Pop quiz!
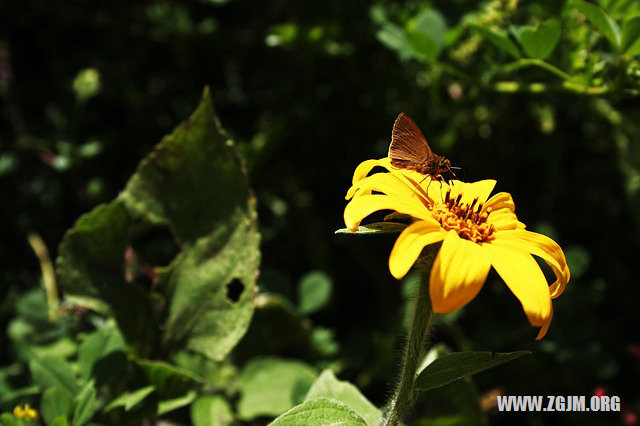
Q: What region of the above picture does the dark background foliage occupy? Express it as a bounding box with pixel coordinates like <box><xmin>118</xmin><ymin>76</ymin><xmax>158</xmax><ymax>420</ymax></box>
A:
<box><xmin>1</xmin><ymin>0</ymin><xmax>639</xmax><ymax>424</ymax></box>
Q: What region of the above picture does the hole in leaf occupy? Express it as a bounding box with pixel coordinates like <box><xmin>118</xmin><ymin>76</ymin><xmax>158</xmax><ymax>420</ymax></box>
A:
<box><xmin>226</xmin><ymin>279</ymin><xmax>244</xmax><ymax>303</ymax></box>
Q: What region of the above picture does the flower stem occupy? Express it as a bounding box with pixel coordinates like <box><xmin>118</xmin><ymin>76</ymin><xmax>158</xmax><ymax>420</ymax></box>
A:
<box><xmin>383</xmin><ymin>259</ymin><xmax>434</xmax><ymax>425</ymax></box>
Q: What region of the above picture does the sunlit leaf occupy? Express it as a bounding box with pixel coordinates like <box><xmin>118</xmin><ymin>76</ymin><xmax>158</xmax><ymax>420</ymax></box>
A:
<box><xmin>104</xmin><ymin>386</ymin><xmax>155</xmax><ymax>412</ymax></box>
<box><xmin>304</xmin><ymin>370</ymin><xmax>382</xmax><ymax>425</ymax></box>
<box><xmin>71</xmin><ymin>381</ymin><xmax>96</xmax><ymax>426</ymax></box>
<box><xmin>29</xmin><ymin>356</ymin><xmax>80</xmax><ymax>398</ymax></box>
<box><xmin>238</xmin><ymin>358</ymin><xmax>317</xmax><ymax>420</ymax></box>
<box><xmin>269</xmin><ymin>398</ymin><xmax>367</xmax><ymax>426</ymax></box>
<box><xmin>191</xmin><ymin>395</ymin><xmax>233</xmax><ymax>426</ymax></box>
<box><xmin>40</xmin><ymin>387</ymin><xmax>71</xmax><ymax>425</ymax></box>
<box><xmin>571</xmin><ymin>0</ymin><xmax>622</xmax><ymax>50</ymax></box>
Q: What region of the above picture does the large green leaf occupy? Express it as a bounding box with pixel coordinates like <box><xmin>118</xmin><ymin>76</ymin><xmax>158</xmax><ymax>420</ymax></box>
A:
<box><xmin>415</xmin><ymin>351</ymin><xmax>530</xmax><ymax>391</ymax></box>
<box><xmin>269</xmin><ymin>398</ymin><xmax>367</xmax><ymax>426</ymax></box>
<box><xmin>56</xmin><ymin>201</ymin><xmax>155</xmax><ymax>356</ymax></box>
<box><xmin>515</xmin><ymin>19</ymin><xmax>561</xmax><ymax>59</ymax></box>
<box><xmin>237</xmin><ymin>358</ymin><xmax>317</xmax><ymax>420</ymax></box>
<box><xmin>56</xmin><ymin>88</ymin><xmax>260</xmax><ymax>361</ymax></box>
<box><xmin>621</xmin><ymin>15</ymin><xmax>640</xmax><ymax>55</ymax></box>
<box><xmin>29</xmin><ymin>356</ymin><xmax>80</xmax><ymax>398</ymax></box>
<box><xmin>191</xmin><ymin>395</ymin><xmax>233</xmax><ymax>426</ymax></box>
<box><xmin>40</xmin><ymin>387</ymin><xmax>72</xmax><ymax>425</ymax></box>
<box><xmin>120</xmin><ymin>88</ymin><xmax>249</xmax><ymax>244</ymax></box>
<box><xmin>571</xmin><ymin>0</ymin><xmax>622</xmax><ymax>49</ymax></box>
<box><xmin>135</xmin><ymin>89</ymin><xmax>259</xmax><ymax>361</ymax></box>
<box><xmin>304</xmin><ymin>370</ymin><xmax>382</xmax><ymax>425</ymax></box>
<box><xmin>470</xmin><ymin>24</ymin><xmax>521</xmax><ymax>58</ymax></box>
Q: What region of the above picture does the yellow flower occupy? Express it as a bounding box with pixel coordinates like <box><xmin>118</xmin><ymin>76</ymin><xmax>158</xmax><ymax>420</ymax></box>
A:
<box><xmin>344</xmin><ymin>158</ymin><xmax>570</xmax><ymax>339</ymax></box>
<box><xmin>13</xmin><ymin>403</ymin><xmax>39</xmax><ymax>422</ymax></box>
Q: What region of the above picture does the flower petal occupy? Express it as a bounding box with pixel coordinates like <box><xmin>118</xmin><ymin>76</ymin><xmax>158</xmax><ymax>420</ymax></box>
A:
<box><xmin>389</xmin><ymin>221</ymin><xmax>445</xmax><ymax>279</ymax></box>
<box><xmin>484</xmin><ymin>243</ymin><xmax>553</xmax><ymax>339</ymax></box>
<box><xmin>448</xmin><ymin>179</ymin><xmax>497</xmax><ymax>205</ymax></box>
<box><xmin>344</xmin><ymin>194</ymin><xmax>437</xmax><ymax>231</ymax></box>
<box><xmin>346</xmin><ymin>171</ymin><xmax>426</xmax><ymax>202</ymax></box>
<box><xmin>488</xmin><ymin>209</ymin><xmax>522</xmax><ymax>231</ymax></box>
<box><xmin>483</xmin><ymin>192</ymin><xmax>516</xmax><ymax>213</ymax></box>
<box><xmin>430</xmin><ymin>231</ymin><xmax>491</xmax><ymax>314</ymax></box>
<box><xmin>493</xmin><ymin>230</ymin><xmax>570</xmax><ymax>298</ymax></box>
<box><xmin>352</xmin><ymin>158</ymin><xmax>392</xmax><ymax>184</ymax></box>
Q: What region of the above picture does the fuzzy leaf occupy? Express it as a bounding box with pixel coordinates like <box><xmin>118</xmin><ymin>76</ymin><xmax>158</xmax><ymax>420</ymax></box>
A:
<box><xmin>335</xmin><ymin>222</ymin><xmax>408</xmax><ymax>235</ymax></box>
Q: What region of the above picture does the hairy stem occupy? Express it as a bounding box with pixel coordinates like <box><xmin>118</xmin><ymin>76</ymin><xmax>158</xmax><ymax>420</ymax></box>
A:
<box><xmin>382</xmin><ymin>259</ymin><xmax>434</xmax><ymax>425</ymax></box>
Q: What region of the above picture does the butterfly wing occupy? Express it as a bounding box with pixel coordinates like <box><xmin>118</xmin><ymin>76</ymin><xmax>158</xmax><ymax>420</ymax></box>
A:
<box><xmin>388</xmin><ymin>113</ymin><xmax>434</xmax><ymax>164</ymax></box>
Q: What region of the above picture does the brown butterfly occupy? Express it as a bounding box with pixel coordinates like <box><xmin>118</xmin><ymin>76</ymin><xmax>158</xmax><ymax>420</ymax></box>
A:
<box><xmin>388</xmin><ymin>113</ymin><xmax>455</xmax><ymax>180</ymax></box>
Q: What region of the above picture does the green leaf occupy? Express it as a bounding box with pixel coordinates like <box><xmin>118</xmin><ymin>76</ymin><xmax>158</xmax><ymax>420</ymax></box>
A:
<box><xmin>304</xmin><ymin>370</ymin><xmax>382</xmax><ymax>425</ymax></box>
<box><xmin>50</xmin><ymin>417</ymin><xmax>69</xmax><ymax>426</ymax></box>
<box><xmin>191</xmin><ymin>395</ymin><xmax>233</xmax><ymax>426</ymax></box>
<box><xmin>237</xmin><ymin>358</ymin><xmax>317</xmax><ymax>420</ymax></box>
<box><xmin>515</xmin><ymin>19</ymin><xmax>561</xmax><ymax>59</ymax></box>
<box><xmin>0</xmin><ymin>413</ymin><xmax>21</xmax><ymax>426</ymax></box>
<box><xmin>120</xmin><ymin>88</ymin><xmax>248</xmax><ymax>244</ymax></box>
<box><xmin>376</xmin><ymin>23</ymin><xmax>414</xmax><ymax>61</ymax></box>
<box><xmin>135</xmin><ymin>359</ymin><xmax>201</xmax><ymax>397</ymax></box>
<box><xmin>71</xmin><ymin>381</ymin><xmax>96</xmax><ymax>426</ymax></box>
<box><xmin>298</xmin><ymin>271</ymin><xmax>332</xmax><ymax>314</ymax></box>
<box><xmin>415</xmin><ymin>351</ymin><xmax>531</xmax><ymax>391</ymax></box>
<box><xmin>104</xmin><ymin>386</ymin><xmax>156</xmax><ymax>412</ymax></box>
<box><xmin>334</xmin><ymin>222</ymin><xmax>408</xmax><ymax>235</ymax></box>
<box><xmin>72</xmin><ymin>68</ymin><xmax>101</xmax><ymax>101</ymax></box>
<box><xmin>571</xmin><ymin>0</ymin><xmax>622</xmax><ymax>49</ymax></box>
<box><xmin>269</xmin><ymin>398</ymin><xmax>367</xmax><ymax>426</ymax></box>
<box><xmin>57</xmin><ymin>88</ymin><xmax>260</xmax><ymax>361</ymax></box>
<box><xmin>470</xmin><ymin>24</ymin><xmax>521</xmax><ymax>58</ymax></box>
<box><xmin>621</xmin><ymin>15</ymin><xmax>640</xmax><ymax>55</ymax></box>
<box><xmin>404</xmin><ymin>8</ymin><xmax>447</xmax><ymax>62</ymax></box>
<box><xmin>40</xmin><ymin>387</ymin><xmax>72</xmax><ymax>425</ymax></box>
<box><xmin>77</xmin><ymin>321</ymin><xmax>126</xmax><ymax>383</ymax></box>
<box><xmin>56</xmin><ymin>200</ymin><xmax>155</xmax><ymax>356</ymax></box>
<box><xmin>127</xmin><ymin>89</ymin><xmax>260</xmax><ymax>361</ymax></box>
<box><xmin>158</xmin><ymin>390</ymin><xmax>197</xmax><ymax>415</ymax></box>
<box><xmin>29</xmin><ymin>356</ymin><xmax>80</xmax><ymax>398</ymax></box>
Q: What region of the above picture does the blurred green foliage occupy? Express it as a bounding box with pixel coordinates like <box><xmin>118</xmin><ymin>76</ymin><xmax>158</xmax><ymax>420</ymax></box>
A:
<box><xmin>1</xmin><ymin>0</ymin><xmax>640</xmax><ymax>424</ymax></box>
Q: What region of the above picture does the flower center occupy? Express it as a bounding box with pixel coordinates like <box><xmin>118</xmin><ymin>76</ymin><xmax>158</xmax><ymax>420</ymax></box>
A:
<box><xmin>432</xmin><ymin>190</ymin><xmax>496</xmax><ymax>243</ymax></box>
